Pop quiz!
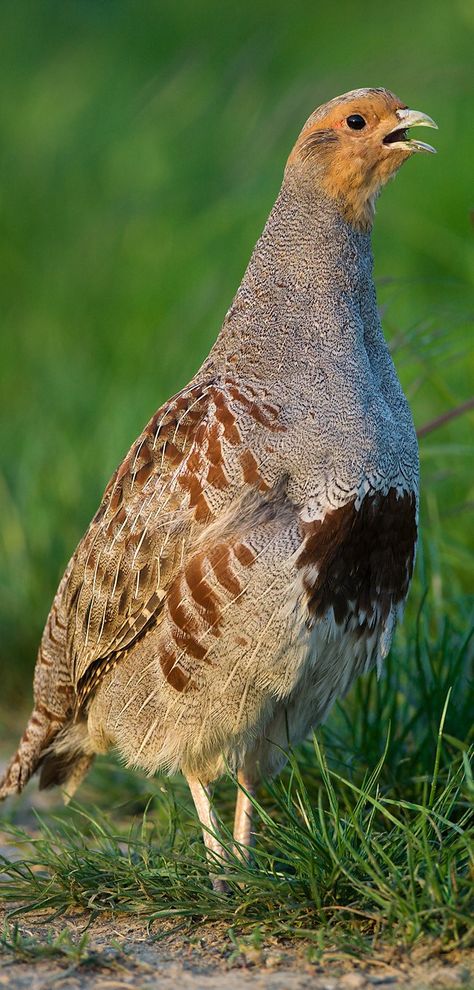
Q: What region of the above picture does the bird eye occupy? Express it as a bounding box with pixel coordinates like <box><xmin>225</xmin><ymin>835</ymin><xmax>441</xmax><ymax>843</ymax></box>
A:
<box><xmin>346</xmin><ymin>114</ymin><xmax>366</xmax><ymax>130</ymax></box>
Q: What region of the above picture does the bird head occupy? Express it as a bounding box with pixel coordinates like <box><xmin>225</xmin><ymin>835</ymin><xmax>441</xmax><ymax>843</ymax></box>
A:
<box><xmin>286</xmin><ymin>88</ymin><xmax>437</xmax><ymax>231</ymax></box>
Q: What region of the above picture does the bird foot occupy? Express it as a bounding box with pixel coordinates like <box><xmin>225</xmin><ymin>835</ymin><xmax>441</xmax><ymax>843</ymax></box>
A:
<box><xmin>211</xmin><ymin>874</ymin><xmax>231</xmax><ymax>895</ymax></box>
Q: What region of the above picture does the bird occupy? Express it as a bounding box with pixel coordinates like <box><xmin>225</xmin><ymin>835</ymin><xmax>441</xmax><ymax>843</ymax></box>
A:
<box><xmin>1</xmin><ymin>87</ymin><xmax>437</xmax><ymax>888</ymax></box>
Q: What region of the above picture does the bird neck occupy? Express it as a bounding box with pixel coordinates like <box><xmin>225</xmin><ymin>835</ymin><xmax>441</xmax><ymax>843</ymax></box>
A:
<box><xmin>208</xmin><ymin>176</ymin><xmax>380</xmax><ymax>388</ymax></box>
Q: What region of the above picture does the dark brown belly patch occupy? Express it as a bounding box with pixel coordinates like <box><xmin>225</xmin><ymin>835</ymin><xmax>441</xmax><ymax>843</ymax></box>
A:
<box><xmin>297</xmin><ymin>489</ymin><xmax>417</xmax><ymax>634</ymax></box>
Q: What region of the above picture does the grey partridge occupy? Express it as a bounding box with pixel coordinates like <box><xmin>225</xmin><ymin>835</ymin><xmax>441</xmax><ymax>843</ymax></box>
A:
<box><xmin>1</xmin><ymin>88</ymin><xmax>437</xmax><ymax>885</ymax></box>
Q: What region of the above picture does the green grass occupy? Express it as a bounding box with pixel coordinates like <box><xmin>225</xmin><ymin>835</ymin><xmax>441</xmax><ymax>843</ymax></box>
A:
<box><xmin>1</xmin><ymin>603</ymin><xmax>472</xmax><ymax>953</ymax></box>
<box><xmin>0</xmin><ymin>924</ymin><xmax>103</xmax><ymax>967</ymax></box>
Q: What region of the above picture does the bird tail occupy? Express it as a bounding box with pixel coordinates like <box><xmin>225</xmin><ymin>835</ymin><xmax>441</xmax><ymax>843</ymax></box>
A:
<box><xmin>0</xmin><ymin>706</ymin><xmax>95</xmax><ymax>803</ymax></box>
<box><xmin>0</xmin><ymin>704</ymin><xmax>60</xmax><ymax>800</ymax></box>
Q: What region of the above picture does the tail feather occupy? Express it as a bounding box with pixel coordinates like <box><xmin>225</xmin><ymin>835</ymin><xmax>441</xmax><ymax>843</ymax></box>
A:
<box><xmin>1</xmin><ymin>558</ymin><xmax>88</xmax><ymax>802</ymax></box>
<box><xmin>1</xmin><ymin>710</ymin><xmax>94</xmax><ymax>802</ymax></box>
<box><xmin>0</xmin><ymin>705</ymin><xmax>61</xmax><ymax>800</ymax></box>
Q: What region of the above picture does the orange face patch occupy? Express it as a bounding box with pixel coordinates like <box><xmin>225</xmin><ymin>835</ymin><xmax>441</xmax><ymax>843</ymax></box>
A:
<box><xmin>287</xmin><ymin>89</ymin><xmax>413</xmax><ymax>230</ymax></box>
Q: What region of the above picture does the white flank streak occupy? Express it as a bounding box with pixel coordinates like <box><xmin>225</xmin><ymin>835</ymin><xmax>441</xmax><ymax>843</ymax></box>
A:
<box><xmin>222</xmin><ymin>602</ymin><xmax>279</xmax><ymax>695</ymax></box>
<box><xmin>131</xmin><ymin>526</ymin><xmax>150</xmax><ymax>567</ymax></box>
<box><xmin>135</xmin><ymin>687</ymin><xmax>160</xmax><ymax>717</ymax></box>
<box><xmin>114</xmin><ymin>658</ymin><xmax>158</xmax><ymax>718</ymax></box>
<box><xmin>136</xmin><ymin>716</ymin><xmax>160</xmax><ymax>758</ymax></box>
<box><xmin>236</xmin><ymin>678</ymin><xmax>251</xmax><ymax>730</ymax></box>
<box><xmin>129</xmin><ymin>437</ymin><xmax>148</xmax><ymax>492</ymax></box>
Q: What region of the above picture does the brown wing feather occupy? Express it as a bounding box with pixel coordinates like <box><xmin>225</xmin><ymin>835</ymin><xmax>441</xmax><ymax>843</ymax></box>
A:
<box><xmin>66</xmin><ymin>380</ymin><xmax>213</xmax><ymax>694</ymax></box>
<box><xmin>60</xmin><ymin>377</ymin><xmax>283</xmax><ymax>704</ymax></box>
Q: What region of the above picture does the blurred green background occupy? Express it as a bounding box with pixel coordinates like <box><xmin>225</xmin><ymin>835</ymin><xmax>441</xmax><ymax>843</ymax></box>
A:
<box><xmin>0</xmin><ymin>0</ymin><xmax>473</xmax><ymax>708</ymax></box>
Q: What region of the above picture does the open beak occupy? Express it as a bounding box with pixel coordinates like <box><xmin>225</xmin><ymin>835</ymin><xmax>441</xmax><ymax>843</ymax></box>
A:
<box><xmin>383</xmin><ymin>108</ymin><xmax>438</xmax><ymax>154</ymax></box>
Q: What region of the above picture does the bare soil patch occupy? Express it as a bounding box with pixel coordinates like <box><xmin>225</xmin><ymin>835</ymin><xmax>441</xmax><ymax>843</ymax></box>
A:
<box><xmin>1</xmin><ymin>906</ymin><xmax>473</xmax><ymax>990</ymax></box>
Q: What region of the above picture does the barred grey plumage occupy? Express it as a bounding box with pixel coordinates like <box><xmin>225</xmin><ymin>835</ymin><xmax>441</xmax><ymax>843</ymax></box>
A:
<box><xmin>1</xmin><ymin>87</ymin><xmax>437</xmax><ymax>887</ymax></box>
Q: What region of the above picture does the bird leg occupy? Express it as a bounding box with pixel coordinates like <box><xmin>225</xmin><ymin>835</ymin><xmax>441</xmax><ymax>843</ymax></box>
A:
<box><xmin>186</xmin><ymin>776</ymin><xmax>229</xmax><ymax>892</ymax></box>
<box><xmin>233</xmin><ymin>769</ymin><xmax>256</xmax><ymax>863</ymax></box>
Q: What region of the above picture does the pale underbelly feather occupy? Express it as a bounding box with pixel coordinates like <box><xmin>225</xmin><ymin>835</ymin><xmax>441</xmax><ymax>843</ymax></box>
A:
<box><xmin>237</xmin><ymin>605</ymin><xmax>385</xmax><ymax>780</ymax></box>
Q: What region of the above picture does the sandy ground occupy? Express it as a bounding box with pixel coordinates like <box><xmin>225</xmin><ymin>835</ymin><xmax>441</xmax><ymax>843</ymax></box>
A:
<box><xmin>1</xmin><ymin>905</ymin><xmax>473</xmax><ymax>990</ymax></box>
